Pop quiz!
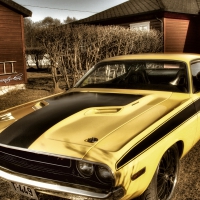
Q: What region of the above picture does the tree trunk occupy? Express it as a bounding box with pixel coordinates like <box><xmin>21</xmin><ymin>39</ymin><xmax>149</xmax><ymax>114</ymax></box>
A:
<box><xmin>51</xmin><ymin>65</ymin><xmax>63</xmax><ymax>93</ymax></box>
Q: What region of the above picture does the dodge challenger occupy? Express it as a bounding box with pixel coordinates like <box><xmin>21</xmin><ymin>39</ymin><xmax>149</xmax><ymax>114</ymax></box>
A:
<box><xmin>0</xmin><ymin>53</ymin><xmax>200</xmax><ymax>200</ymax></box>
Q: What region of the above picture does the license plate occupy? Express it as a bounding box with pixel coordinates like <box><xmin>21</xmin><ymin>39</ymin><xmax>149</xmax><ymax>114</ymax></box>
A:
<box><xmin>9</xmin><ymin>182</ymin><xmax>38</xmax><ymax>199</ymax></box>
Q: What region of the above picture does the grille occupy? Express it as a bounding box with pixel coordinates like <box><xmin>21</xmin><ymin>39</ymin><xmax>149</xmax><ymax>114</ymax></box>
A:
<box><xmin>0</xmin><ymin>145</ymin><xmax>111</xmax><ymax>190</ymax></box>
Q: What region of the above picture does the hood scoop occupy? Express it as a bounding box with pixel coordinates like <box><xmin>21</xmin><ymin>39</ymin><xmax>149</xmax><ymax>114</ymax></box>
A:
<box><xmin>85</xmin><ymin>108</ymin><xmax>121</xmax><ymax>115</ymax></box>
<box><xmin>95</xmin><ymin>108</ymin><xmax>121</xmax><ymax>114</ymax></box>
<box><xmin>85</xmin><ymin>137</ymin><xmax>99</xmax><ymax>143</ymax></box>
<box><xmin>32</xmin><ymin>100</ymin><xmax>49</xmax><ymax>111</ymax></box>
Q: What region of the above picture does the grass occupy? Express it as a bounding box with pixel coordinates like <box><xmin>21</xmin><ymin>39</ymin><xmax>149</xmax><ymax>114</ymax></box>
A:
<box><xmin>0</xmin><ymin>89</ymin><xmax>52</xmax><ymax>111</ymax></box>
<box><xmin>0</xmin><ymin>72</ymin><xmax>62</xmax><ymax>112</ymax></box>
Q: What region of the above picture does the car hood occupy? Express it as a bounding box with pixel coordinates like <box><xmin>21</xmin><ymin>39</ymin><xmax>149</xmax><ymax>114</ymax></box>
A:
<box><xmin>0</xmin><ymin>91</ymin><xmax>184</xmax><ymax>158</ymax></box>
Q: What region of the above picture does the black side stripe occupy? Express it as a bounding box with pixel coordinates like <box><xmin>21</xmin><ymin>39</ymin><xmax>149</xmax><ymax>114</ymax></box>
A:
<box><xmin>116</xmin><ymin>100</ymin><xmax>199</xmax><ymax>169</ymax></box>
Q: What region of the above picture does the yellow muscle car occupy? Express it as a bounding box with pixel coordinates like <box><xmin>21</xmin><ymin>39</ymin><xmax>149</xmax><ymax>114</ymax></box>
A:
<box><xmin>0</xmin><ymin>53</ymin><xmax>200</xmax><ymax>200</ymax></box>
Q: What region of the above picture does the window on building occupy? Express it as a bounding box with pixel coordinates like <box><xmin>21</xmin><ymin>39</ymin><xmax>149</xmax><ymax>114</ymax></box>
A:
<box><xmin>130</xmin><ymin>21</ymin><xmax>150</xmax><ymax>31</ymax></box>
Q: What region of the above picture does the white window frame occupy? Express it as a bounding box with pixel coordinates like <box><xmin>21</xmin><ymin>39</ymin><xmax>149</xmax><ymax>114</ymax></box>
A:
<box><xmin>130</xmin><ymin>21</ymin><xmax>150</xmax><ymax>31</ymax></box>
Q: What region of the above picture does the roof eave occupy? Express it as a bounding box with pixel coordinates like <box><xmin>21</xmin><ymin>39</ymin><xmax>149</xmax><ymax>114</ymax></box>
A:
<box><xmin>77</xmin><ymin>9</ymin><xmax>164</xmax><ymax>24</ymax></box>
<box><xmin>165</xmin><ymin>9</ymin><xmax>199</xmax><ymax>15</ymax></box>
<box><xmin>0</xmin><ymin>0</ymin><xmax>32</xmax><ymax>17</ymax></box>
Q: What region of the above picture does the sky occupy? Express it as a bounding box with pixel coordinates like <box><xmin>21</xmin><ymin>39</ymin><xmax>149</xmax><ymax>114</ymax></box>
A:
<box><xmin>14</xmin><ymin>0</ymin><xmax>128</xmax><ymax>22</ymax></box>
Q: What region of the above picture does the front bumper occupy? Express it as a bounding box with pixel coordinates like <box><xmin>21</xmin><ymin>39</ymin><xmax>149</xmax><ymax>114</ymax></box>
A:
<box><xmin>0</xmin><ymin>168</ymin><xmax>125</xmax><ymax>200</ymax></box>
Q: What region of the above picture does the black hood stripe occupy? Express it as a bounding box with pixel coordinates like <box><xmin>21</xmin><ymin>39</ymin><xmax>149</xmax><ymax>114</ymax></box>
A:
<box><xmin>116</xmin><ymin>100</ymin><xmax>198</xmax><ymax>169</ymax></box>
<box><xmin>0</xmin><ymin>92</ymin><xmax>142</xmax><ymax>148</ymax></box>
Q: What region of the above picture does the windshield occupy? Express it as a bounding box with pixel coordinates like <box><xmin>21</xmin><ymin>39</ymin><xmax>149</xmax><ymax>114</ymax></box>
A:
<box><xmin>75</xmin><ymin>60</ymin><xmax>188</xmax><ymax>93</ymax></box>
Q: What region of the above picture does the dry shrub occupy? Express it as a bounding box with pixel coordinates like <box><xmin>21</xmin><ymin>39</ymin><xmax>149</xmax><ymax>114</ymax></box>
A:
<box><xmin>36</xmin><ymin>25</ymin><xmax>163</xmax><ymax>89</ymax></box>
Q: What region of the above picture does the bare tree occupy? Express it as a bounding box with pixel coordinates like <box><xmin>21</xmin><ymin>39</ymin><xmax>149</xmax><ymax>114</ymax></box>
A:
<box><xmin>41</xmin><ymin>17</ymin><xmax>61</xmax><ymax>26</ymax></box>
<box><xmin>64</xmin><ymin>16</ymin><xmax>77</xmax><ymax>24</ymax></box>
<box><xmin>36</xmin><ymin>25</ymin><xmax>66</xmax><ymax>93</ymax></box>
<box><xmin>35</xmin><ymin>24</ymin><xmax>163</xmax><ymax>90</ymax></box>
<box><xmin>24</xmin><ymin>18</ymin><xmax>41</xmax><ymax>48</ymax></box>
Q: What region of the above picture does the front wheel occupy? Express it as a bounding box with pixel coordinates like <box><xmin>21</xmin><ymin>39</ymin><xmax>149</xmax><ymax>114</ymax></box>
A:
<box><xmin>135</xmin><ymin>144</ymin><xmax>180</xmax><ymax>200</ymax></box>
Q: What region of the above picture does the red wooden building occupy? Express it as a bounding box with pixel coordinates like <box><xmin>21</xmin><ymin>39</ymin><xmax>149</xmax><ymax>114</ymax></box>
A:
<box><xmin>77</xmin><ymin>0</ymin><xmax>200</xmax><ymax>53</ymax></box>
<box><xmin>0</xmin><ymin>0</ymin><xmax>31</xmax><ymax>91</ymax></box>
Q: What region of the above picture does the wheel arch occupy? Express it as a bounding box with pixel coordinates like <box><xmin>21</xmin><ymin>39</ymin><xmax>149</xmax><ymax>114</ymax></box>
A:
<box><xmin>134</xmin><ymin>142</ymin><xmax>180</xmax><ymax>200</ymax></box>
<box><xmin>176</xmin><ymin>140</ymin><xmax>184</xmax><ymax>158</ymax></box>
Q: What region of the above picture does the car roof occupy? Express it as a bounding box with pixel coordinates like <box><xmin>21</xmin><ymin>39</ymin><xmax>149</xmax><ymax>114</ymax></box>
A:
<box><xmin>100</xmin><ymin>53</ymin><xmax>200</xmax><ymax>63</ymax></box>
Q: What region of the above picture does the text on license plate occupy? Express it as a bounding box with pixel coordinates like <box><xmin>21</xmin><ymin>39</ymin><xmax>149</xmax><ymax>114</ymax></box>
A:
<box><xmin>9</xmin><ymin>182</ymin><xmax>38</xmax><ymax>200</ymax></box>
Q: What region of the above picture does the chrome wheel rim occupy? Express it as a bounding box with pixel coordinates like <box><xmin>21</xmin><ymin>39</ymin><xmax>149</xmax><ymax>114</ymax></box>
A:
<box><xmin>157</xmin><ymin>148</ymin><xmax>178</xmax><ymax>200</ymax></box>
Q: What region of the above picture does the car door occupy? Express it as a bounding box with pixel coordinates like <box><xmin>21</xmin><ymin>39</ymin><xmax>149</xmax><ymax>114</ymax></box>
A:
<box><xmin>190</xmin><ymin>60</ymin><xmax>200</xmax><ymax>144</ymax></box>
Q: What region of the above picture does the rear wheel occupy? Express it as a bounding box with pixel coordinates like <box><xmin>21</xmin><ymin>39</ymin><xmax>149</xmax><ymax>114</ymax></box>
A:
<box><xmin>135</xmin><ymin>144</ymin><xmax>179</xmax><ymax>200</ymax></box>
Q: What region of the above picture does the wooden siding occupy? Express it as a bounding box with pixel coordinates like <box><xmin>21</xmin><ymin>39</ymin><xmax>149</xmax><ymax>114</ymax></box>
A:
<box><xmin>164</xmin><ymin>17</ymin><xmax>200</xmax><ymax>53</ymax></box>
<box><xmin>183</xmin><ymin>17</ymin><xmax>200</xmax><ymax>53</ymax></box>
<box><xmin>164</xmin><ymin>18</ymin><xmax>189</xmax><ymax>52</ymax></box>
<box><xmin>0</xmin><ymin>4</ymin><xmax>26</xmax><ymax>86</ymax></box>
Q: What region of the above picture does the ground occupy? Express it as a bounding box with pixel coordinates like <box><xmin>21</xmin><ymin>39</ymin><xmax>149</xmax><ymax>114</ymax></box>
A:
<box><xmin>173</xmin><ymin>141</ymin><xmax>200</xmax><ymax>199</ymax></box>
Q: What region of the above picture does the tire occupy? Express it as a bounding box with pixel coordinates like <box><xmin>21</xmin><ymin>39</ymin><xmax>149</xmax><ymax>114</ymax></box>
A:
<box><xmin>135</xmin><ymin>144</ymin><xmax>180</xmax><ymax>200</ymax></box>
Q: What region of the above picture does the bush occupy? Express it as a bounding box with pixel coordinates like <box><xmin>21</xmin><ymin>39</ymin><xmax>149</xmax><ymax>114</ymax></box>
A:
<box><xmin>36</xmin><ymin>24</ymin><xmax>163</xmax><ymax>89</ymax></box>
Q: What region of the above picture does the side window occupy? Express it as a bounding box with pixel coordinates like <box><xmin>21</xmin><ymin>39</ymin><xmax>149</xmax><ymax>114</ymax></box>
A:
<box><xmin>191</xmin><ymin>62</ymin><xmax>200</xmax><ymax>93</ymax></box>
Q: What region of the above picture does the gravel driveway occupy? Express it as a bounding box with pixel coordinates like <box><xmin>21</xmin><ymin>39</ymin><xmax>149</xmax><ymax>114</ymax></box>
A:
<box><xmin>0</xmin><ymin>141</ymin><xmax>200</xmax><ymax>200</ymax></box>
<box><xmin>173</xmin><ymin>140</ymin><xmax>200</xmax><ymax>200</ymax></box>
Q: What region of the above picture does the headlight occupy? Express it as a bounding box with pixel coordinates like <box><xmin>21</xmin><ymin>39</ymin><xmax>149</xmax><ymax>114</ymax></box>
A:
<box><xmin>96</xmin><ymin>165</ymin><xmax>113</xmax><ymax>183</ymax></box>
<box><xmin>77</xmin><ymin>161</ymin><xmax>94</xmax><ymax>177</ymax></box>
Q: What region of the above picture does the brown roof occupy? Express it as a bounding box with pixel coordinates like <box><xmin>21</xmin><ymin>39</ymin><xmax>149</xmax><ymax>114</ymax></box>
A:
<box><xmin>0</xmin><ymin>0</ymin><xmax>32</xmax><ymax>17</ymax></box>
<box><xmin>78</xmin><ymin>0</ymin><xmax>200</xmax><ymax>24</ymax></box>
<box><xmin>162</xmin><ymin>0</ymin><xmax>199</xmax><ymax>14</ymax></box>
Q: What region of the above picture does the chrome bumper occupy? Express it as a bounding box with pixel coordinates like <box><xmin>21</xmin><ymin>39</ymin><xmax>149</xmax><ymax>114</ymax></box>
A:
<box><xmin>0</xmin><ymin>168</ymin><xmax>125</xmax><ymax>200</ymax></box>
